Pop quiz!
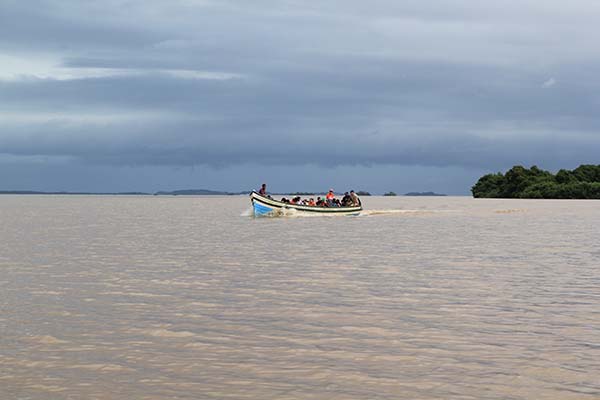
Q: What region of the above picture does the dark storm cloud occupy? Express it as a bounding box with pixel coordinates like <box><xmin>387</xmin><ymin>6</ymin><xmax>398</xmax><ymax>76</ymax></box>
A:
<box><xmin>0</xmin><ymin>0</ymin><xmax>163</xmax><ymax>51</ymax></box>
<box><xmin>1</xmin><ymin>0</ymin><xmax>600</xmax><ymax>174</ymax></box>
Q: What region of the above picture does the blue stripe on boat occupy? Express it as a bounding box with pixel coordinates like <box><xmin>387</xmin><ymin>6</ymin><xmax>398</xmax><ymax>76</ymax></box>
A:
<box><xmin>253</xmin><ymin>201</ymin><xmax>274</xmax><ymax>215</ymax></box>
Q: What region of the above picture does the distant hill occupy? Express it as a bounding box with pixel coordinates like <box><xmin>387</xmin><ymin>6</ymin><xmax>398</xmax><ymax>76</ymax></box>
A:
<box><xmin>0</xmin><ymin>190</ymin><xmax>149</xmax><ymax>195</ymax></box>
<box><xmin>0</xmin><ymin>189</ymin><xmax>244</xmax><ymax>196</ymax></box>
<box><xmin>155</xmin><ymin>189</ymin><xmax>228</xmax><ymax>195</ymax></box>
<box><xmin>404</xmin><ymin>191</ymin><xmax>447</xmax><ymax>196</ymax></box>
<box><xmin>0</xmin><ymin>188</ymin><xmax>376</xmax><ymax>197</ymax></box>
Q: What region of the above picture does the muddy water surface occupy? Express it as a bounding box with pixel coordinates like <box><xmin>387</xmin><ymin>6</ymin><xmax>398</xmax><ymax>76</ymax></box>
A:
<box><xmin>1</xmin><ymin>195</ymin><xmax>599</xmax><ymax>399</ymax></box>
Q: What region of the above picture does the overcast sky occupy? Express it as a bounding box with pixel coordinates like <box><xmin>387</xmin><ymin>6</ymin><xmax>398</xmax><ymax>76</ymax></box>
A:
<box><xmin>1</xmin><ymin>0</ymin><xmax>599</xmax><ymax>194</ymax></box>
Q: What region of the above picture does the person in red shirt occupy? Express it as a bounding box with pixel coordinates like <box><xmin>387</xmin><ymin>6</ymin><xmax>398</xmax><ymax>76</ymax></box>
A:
<box><xmin>326</xmin><ymin>189</ymin><xmax>335</xmax><ymax>206</ymax></box>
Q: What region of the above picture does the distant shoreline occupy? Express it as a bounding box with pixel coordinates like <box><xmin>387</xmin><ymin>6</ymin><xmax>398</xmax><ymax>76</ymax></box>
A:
<box><xmin>0</xmin><ymin>190</ymin><xmax>248</xmax><ymax>196</ymax></box>
<box><xmin>0</xmin><ymin>191</ymin><xmax>152</xmax><ymax>195</ymax></box>
<box><xmin>404</xmin><ymin>192</ymin><xmax>447</xmax><ymax>196</ymax></box>
<box><xmin>0</xmin><ymin>189</ymin><xmax>448</xmax><ymax>196</ymax></box>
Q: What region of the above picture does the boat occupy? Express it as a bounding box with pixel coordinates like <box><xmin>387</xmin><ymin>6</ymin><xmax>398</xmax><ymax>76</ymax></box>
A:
<box><xmin>250</xmin><ymin>191</ymin><xmax>362</xmax><ymax>216</ymax></box>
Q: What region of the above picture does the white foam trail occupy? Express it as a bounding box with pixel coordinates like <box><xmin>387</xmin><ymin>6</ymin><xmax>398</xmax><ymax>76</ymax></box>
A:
<box><xmin>240</xmin><ymin>207</ymin><xmax>254</xmax><ymax>217</ymax></box>
<box><xmin>358</xmin><ymin>209</ymin><xmax>442</xmax><ymax>216</ymax></box>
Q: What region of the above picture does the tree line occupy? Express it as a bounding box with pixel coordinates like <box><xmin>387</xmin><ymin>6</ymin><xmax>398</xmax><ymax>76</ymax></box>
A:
<box><xmin>472</xmin><ymin>165</ymin><xmax>600</xmax><ymax>199</ymax></box>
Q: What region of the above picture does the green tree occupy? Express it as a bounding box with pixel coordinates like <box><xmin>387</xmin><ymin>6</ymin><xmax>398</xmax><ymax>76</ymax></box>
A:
<box><xmin>472</xmin><ymin>164</ymin><xmax>600</xmax><ymax>199</ymax></box>
<box><xmin>471</xmin><ymin>165</ymin><xmax>600</xmax><ymax>199</ymax></box>
<box><xmin>471</xmin><ymin>173</ymin><xmax>505</xmax><ymax>198</ymax></box>
<box><xmin>555</xmin><ymin>169</ymin><xmax>575</xmax><ymax>184</ymax></box>
<box><xmin>572</xmin><ymin>165</ymin><xmax>600</xmax><ymax>183</ymax></box>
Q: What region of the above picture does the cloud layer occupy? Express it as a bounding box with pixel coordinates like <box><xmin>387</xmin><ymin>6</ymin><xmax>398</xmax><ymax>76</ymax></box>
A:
<box><xmin>1</xmin><ymin>0</ymin><xmax>600</xmax><ymax>190</ymax></box>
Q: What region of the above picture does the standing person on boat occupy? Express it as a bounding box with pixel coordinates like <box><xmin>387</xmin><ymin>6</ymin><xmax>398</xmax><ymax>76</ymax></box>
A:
<box><xmin>258</xmin><ymin>183</ymin><xmax>267</xmax><ymax>196</ymax></box>
<box><xmin>326</xmin><ymin>189</ymin><xmax>335</xmax><ymax>206</ymax></box>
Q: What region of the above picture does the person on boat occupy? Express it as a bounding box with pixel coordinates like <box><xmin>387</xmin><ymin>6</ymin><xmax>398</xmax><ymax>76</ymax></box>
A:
<box><xmin>316</xmin><ymin>197</ymin><xmax>325</xmax><ymax>207</ymax></box>
<box><xmin>258</xmin><ymin>183</ymin><xmax>267</xmax><ymax>196</ymax></box>
<box><xmin>326</xmin><ymin>189</ymin><xmax>335</xmax><ymax>206</ymax></box>
<box><xmin>308</xmin><ymin>198</ymin><xmax>316</xmax><ymax>206</ymax></box>
<box><xmin>341</xmin><ymin>192</ymin><xmax>351</xmax><ymax>206</ymax></box>
<box><xmin>350</xmin><ymin>190</ymin><xmax>361</xmax><ymax>206</ymax></box>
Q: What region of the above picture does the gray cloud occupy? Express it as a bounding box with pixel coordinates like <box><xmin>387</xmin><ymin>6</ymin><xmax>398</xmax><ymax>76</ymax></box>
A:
<box><xmin>1</xmin><ymin>0</ymin><xmax>600</xmax><ymax>191</ymax></box>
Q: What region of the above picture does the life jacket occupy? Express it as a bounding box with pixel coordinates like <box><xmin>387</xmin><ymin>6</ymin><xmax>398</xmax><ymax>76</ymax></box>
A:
<box><xmin>326</xmin><ymin>192</ymin><xmax>334</xmax><ymax>200</ymax></box>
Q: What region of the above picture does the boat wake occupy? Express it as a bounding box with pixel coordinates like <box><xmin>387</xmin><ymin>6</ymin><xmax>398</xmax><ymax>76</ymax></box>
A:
<box><xmin>240</xmin><ymin>207</ymin><xmax>254</xmax><ymax>217</ymax></box>
<box><xmin>358</xmin><ymin>209</ymin><xmax>438</xmax><ymax>217</ymax></box>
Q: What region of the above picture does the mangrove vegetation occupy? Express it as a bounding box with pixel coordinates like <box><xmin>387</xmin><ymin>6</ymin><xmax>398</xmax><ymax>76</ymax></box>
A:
<box><xmin>472</xmin><ymin>165</ymin><xmax>600</xmax><ymax>199</ymax></box>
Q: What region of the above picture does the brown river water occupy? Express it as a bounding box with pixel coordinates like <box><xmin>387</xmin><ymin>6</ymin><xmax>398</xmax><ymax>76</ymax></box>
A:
<box><xmin>1</xmin><ymin>195</ymin><xmax>599</xmax><ymax>399</ymax></box>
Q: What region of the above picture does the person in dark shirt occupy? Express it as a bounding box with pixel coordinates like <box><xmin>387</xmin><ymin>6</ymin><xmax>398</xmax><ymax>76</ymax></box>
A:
<box><xmin>258</xmin><ymin>183</ymin><xmax>267</xmax><ymax>196</ymax></box>
<box><xmin>341</xmin><ymin>192</ymin><xmax>351</xmax><ymax>206</ymax></box>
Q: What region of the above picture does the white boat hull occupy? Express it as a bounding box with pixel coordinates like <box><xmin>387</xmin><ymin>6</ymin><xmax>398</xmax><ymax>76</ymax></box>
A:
<box><xmin>250</xmin><ymin>191</ymin><xmax>362</xmax><ymax>216</ymax></box>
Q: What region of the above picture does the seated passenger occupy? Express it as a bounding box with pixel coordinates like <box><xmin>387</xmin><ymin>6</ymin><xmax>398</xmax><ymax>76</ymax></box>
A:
<box><xmin>308</xmin><ymin>198</ymin><xmax>316</xmax><ymax>206</ymax></box>
<box><xmin>341</xmin><ymin>192</ymin><xmax>351</xmax><ymax>206</ymax></box>
<box><xmin>350</xmin><ymin>190</ymin><xmax>361</xmax><ymax>206</ymax></box>
<box><xmin>326</xmin><ymin>189</ymin><xmax>335</xmax><ymax>206</ymax></box>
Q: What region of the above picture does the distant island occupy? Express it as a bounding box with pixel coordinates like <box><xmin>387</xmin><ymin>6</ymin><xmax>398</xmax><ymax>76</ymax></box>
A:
<box><xmin>154</xmin><ymin>189</ymin><xmax>250</xmax><ymax>196</ymax></box>
<box><xmin>0</xmin><ymin>190</ymin><xmax>150</xmax><ymax>195</ymax></box>
<box><xmin>404</xmin><ymin>192</ymin><xmax>447</xmax><ymax>196</ymax></box>
<box><xmin>384</xmin><ymin>191</ymin><xmax>397</xmax><ymax>196</ymax></box>
<box><xmin>0</xmin><ymin>189</ymin><xmax>249</xmax><ymax>196</ymax></box>
<box><xmin>472</xmin><ymin>165</ymin><xmax>600</xmax><ymax>199</ymax></box>
<box><xmin>0</xmin><ymin>188</ymin><xmax>377</xmax><ymax>196</ymax></box>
